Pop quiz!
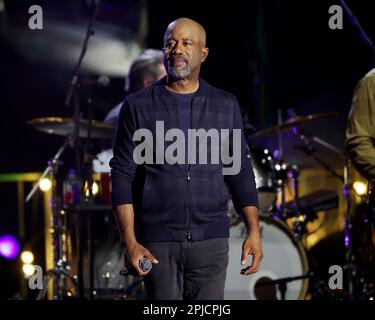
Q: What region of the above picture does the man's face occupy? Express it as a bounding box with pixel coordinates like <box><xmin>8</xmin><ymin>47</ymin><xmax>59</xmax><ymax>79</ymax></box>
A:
<box><xmin>163</xmin><ymin>21</ymin><xmax>208</xmax><ymax>80</ymax></box>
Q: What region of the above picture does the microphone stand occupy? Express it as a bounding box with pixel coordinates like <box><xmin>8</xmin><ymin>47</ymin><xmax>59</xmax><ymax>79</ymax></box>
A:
<box><xmin>65</xmin><ymin>0</ymin><xmax>101</xmax><ymax>177</ymax></box>
<box><xmin>255</xmin><ymin>272</ymin><xmax>313</xmax><ymax>300</ymax></box>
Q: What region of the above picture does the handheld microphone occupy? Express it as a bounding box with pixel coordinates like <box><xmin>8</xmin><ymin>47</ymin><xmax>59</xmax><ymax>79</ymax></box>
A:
<box><xmin>119</xmin><ymin>258</ymin><xmax>152</xmax><ymax>276</ymax></box>
<box><xmin>139</xmin><ymin>258</ymin><xmax>152</xmax><ymax>272</ymax></box>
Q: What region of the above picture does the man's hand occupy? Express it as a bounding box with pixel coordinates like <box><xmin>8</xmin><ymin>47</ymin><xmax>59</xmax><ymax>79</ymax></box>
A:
<box><xmin>240</xmin><ymin>230</ymin><xmax>263</xmax><ymax>275</ymax></box>
<box><xmin>125</xmin><ymin>241</ymin><xmax>159</xmax><ymax>276</ymax></box>
<box><xmin>114</xmin><ymin>204</ymin><xmax>159</xmax><ymax>276</ymax></box>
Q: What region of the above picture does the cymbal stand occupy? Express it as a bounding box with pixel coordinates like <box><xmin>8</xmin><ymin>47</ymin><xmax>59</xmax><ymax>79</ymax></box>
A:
<box><xmin>272</xmin><ymin>159</ymin><xmax>290</xmax><ymax>220</ymax></box>
<box><xmin>272</xmin><ymin>109</ymin><xmax>291</xmax><ymax>220</ymax></box>
<box><xmin>25</xmin><ymin>136</ymin><xmax>79</xmax><ymax>300</ymax></box>
<box><xmin>293</xmin><ymin>128</ymin><xmax>356</xmax><ymax>299</ymax></box>
<box><xmin>288</xmin><ymin>164</ymin><xmax>305</xmax><ymax>240</ymax></box>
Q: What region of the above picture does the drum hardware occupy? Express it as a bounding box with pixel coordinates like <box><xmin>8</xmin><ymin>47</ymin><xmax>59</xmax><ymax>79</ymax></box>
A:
<box><xmin>284</xmin><ymin>189</ymin><xmax>339</xmax><ymax>222</ymax></box>
<box><xmin>250</xmin><ymin>110</ymin><xmax>340</xmax><ymax>214</ymax></box>
<box><xmin>275</xmin><ymin>109</ymin><xmax>288</xmax><ymax>218</ymax></box>
<box><xmin>25</xmin><ymin>115</ymin><xmax>134</xmax><ymax>300</ymax></box>
<box><xmin>249</xmin><ymin>111</ymin><xmax>363</xmax><ymax>299</ymax></box>
<box><xmin>250</xmin><ymin>111</ymin><xmax>340</xmax><ymax>220</ymax></box>
<box><xmin>273</xmin><ymin>159</ymin><xmax>291</xmax><ymax>219</ymax></box>
<box><xmin>293</xmin><ymin>130</ymin><xmax>344</xmax><ymax>182</ymax></box>
<box><xmin>254</xmin><ymin>272</ymin><xmax>313</xmax><ymax>300</ymax></box>
<box><xmin>24</xmin><ymin>135</ymin><xmax>79</xmax><ymax>300</ymax></box>
<box><xmin>26</xmin><ymin>117</ymin><xmax>109</xmax><ymax>299</ymax></box>
<box><xmin>287</xmin><ymin>164</ymin><xmax>305</xmax><ymax>240</ymax></box>
<box><xmin>292</xmin><ymin>127</ymin><xmax>361</xmax><ymax>299</ymax></box>
<box><xmin>27</xmin><ymin>0</ymin><xmax>112</xmax><ymax>300</ymax></box>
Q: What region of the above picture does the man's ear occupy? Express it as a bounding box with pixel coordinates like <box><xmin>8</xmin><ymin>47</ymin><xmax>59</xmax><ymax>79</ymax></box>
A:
<box><xmin>201</xmin><ymin>47</ymin><xmax>209</xmax><ymax>62</ymax></box>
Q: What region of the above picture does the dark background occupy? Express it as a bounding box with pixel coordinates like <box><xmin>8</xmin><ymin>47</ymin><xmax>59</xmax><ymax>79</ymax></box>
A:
<box><xmin>1</xmin><ymin>0</ymin><xmax>374</xmax><ymax>171</ymax></box>
<box><xmin>1</xmin><ymin>0</ymin><xmax>375</xmax><ymax>299</ymax></box>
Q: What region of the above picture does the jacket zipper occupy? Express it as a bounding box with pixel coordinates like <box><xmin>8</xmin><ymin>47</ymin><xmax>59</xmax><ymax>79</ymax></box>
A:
<box><xmin>186</xmin><ymin>94</ymin><xmax>196</xmax><ymax>241</ymax></box>
<box><xmin>172</xmin><ymin>97</ymin><xmax>192</xmax><ymax>241</ymax></box>
<box><xmin>186</xmin><ymin>169</ymin><xmax>192</xmax><ymax>241</ymax></box>
<box><xmin>186</xmin><ymin>96</ymin><xmax>195</xmax><ymax>241</ymax></box>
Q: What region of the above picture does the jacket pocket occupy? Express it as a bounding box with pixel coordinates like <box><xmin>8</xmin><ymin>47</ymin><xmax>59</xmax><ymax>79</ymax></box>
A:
<box><xmin>141</xmin><ymin>174</ymin><xmax>186</xmax><ymax>224</ymax></box>
<box><xmin>190</xmin><ymin>175</ymin><xmax>229</xmax><ymax>221</ymax></box>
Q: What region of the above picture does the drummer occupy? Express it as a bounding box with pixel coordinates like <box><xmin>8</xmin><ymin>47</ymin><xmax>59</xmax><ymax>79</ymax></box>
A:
<box><xmin>93</xmin><ymin>49</ymin><xmax>166</xmax><ymax>172</ymax></box>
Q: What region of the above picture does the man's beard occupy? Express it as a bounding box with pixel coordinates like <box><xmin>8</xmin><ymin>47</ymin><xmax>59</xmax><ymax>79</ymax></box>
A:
<box><xmin>168</xmin><ymin>65</ymin><xmax>191</xmax><ymax>79</ymax></box>
<box><xmin>166</xmin><ymin>56</ymin><xmax>191</xmax><ymax>80</ymax></box>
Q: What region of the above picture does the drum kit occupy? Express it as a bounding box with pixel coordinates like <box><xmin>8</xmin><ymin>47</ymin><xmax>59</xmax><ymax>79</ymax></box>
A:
<box><xmin>26</xmin><ymin>109</ymin><xmax>374</xmax><ymax>300</ymax></box>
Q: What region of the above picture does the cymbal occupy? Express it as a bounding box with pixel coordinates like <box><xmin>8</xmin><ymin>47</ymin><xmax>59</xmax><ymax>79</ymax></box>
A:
<box><xmin>251</xmin><ymin>112</ymin><xmax>339</xmax><ymax>139</ymax></box>
<box><xmin>27</xmin><ymin>117</ymin><xmax>114</xmax><ymax>139</ymax></box>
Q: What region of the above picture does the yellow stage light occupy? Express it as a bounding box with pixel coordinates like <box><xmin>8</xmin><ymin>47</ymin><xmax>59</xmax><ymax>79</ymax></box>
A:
<box><xmin>353</xmin><ymin>181</ymin><xmax>367</xmax><ymax>196</ymax></box>
<box><xmin>21</xmin><ymin>251</ymin><xmax>34</xmax><ymax>264</ymax></box>
<box><xmin>39</xmin><ymin>178</ymin><xmax>52</xmax><ymax>192</ymax></box>
<box><xmin>84</xmin><ymin>181</ymin><xmax>99</xmax><ymax>197</ymax></box>
<box><xmin>22</xmin><ymin>264</ymin><xmax>35</xmax><ymax>277</ymax></box>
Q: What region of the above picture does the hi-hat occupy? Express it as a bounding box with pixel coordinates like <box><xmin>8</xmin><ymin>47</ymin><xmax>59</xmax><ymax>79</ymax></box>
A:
<box><xmin>27</xmin><ymin>117</ymin><xmax>114</xmax><ymax>139</ymax></box>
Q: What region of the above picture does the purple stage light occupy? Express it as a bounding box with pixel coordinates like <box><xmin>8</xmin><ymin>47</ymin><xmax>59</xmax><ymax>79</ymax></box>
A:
<box><xmin>0</xmin><ymin>234</ymin><xmax>20</xmax><ymax>259</ymax></box>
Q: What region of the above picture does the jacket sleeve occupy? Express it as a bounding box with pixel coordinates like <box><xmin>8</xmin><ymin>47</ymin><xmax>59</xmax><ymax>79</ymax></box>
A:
<box><xmin>224</xmin><ymin>97</ymin><xmax>259</xmax><ymax>212</ymax></box>
<box><xmin>346</xmin><ymin>73</ymin><xmax>375</xmax><ymax>181</ymax></box>
<box><xmin>109</xmin><ymin>99</ymin><xmax>138</xmax><ymax>206</ymax></box>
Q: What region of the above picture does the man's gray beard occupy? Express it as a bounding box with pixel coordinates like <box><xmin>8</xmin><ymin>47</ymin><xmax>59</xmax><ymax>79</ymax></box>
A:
<box><xmin>168</xmin><ymin>65</ymin><xmax>191</xmax><ymax>80</ymax></box>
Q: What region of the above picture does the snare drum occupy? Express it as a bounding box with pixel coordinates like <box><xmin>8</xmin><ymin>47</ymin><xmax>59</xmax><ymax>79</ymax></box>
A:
<box><xmin>225</xmin><ymin>213</ymin><xmax>309</xmax><ymax>300</ymax></box>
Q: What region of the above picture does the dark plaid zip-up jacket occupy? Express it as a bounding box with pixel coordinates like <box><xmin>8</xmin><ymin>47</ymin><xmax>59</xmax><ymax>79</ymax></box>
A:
<box><xmin>110</xmin><ymin>76</ymin><xmax>258</xmax><ymax>243</ymax></box>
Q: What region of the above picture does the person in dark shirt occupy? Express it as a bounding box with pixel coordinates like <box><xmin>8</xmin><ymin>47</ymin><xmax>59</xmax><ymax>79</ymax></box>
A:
<box><xmin>111</xmin><ymin>17</ymin><xmax>262</xmax><ymax>300</ymax></box>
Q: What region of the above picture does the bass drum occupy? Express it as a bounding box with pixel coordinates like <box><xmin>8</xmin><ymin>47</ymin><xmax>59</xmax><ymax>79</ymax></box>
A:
<box><xmin>225</xmin><ymin>208</ymin><xmax>309</xmax><ymax>300</ymax></box>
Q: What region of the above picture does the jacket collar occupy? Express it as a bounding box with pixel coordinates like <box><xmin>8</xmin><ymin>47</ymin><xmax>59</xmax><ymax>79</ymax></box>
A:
<box><xmin>154</xmin><ymin>76</ymin><xmax>209</xmax><ymax>98</ymax></box>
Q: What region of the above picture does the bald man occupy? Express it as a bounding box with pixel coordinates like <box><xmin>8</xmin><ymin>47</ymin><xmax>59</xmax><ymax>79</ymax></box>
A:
<box><xmin>110</xmin><ymin>18</ymin><xmax>262</xmax><ymax>300</ymax></box>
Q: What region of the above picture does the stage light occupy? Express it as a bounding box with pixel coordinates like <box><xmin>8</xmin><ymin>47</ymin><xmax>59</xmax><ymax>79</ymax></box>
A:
<box><xmin>84</xmin><ymin>181</ymin><xmax>99</xmax><ymax>197</ymax></box>
<box><xmin>353</xmin><ymin>181</ymin><xmax>367</xmax><ymax>196</ymax></box>
<box><xmin>0</xmin><ymin>234</ymin><xmax>20</xmax><ymax>259</ymax></box>
<box><xmin>22</xmin><ymin>264</ymin><xmax>35</xmax><ymax>277</ymax></box>
<box><xmin>275</xmin><ymin>164</ymin><xmax>281</xmax><ymax>171</ymax></box>
<box><xmin>264</xmin><ymin>149</ymin><xmax>269</xmax><ymax>154</ymax></box>
<box><xmin>39</xmin><ymin>178</ymin><xmax>52</xmax><ymax>192</ymax></box>
<box><xmin>21</xmin><ymin>251</ymin><xmax>34</xmax><ymax>264</ymax></box>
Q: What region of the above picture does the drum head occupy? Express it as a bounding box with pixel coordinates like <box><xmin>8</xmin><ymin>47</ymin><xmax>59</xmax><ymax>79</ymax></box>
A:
<box><xmin>225</xmin><ymin>214</ymin><xmax>309</xmax><ymax>300</ymax></box>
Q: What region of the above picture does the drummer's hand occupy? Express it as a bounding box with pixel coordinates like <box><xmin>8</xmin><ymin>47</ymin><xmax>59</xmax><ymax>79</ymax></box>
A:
<box><xmin>240</xmin><ymin>231</ymin><xmax>263</xmax><ymax>275</ymax></box>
